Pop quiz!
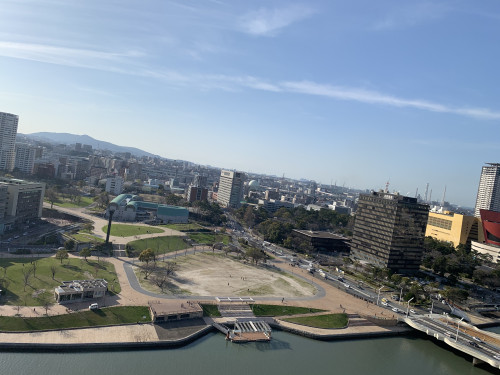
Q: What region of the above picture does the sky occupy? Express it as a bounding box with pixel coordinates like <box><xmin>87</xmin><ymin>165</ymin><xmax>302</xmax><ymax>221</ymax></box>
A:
<box><xmin>1</xmin><ymin>0</ymin><xmax>500</xmax><ymax>207</ymax></box>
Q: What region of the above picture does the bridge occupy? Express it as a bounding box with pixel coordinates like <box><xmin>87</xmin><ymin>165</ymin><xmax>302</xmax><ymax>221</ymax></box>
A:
<box><xmin>402</xmin><ymin>314</ymin><xmax>500</xmax><ymax>369</ymax></box>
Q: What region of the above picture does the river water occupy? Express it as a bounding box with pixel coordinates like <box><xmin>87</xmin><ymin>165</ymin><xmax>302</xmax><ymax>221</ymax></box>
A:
<box><xmin>1</xmin><ymin>329</ymin><xmax>499</xmax><ymax>375</ymax></box>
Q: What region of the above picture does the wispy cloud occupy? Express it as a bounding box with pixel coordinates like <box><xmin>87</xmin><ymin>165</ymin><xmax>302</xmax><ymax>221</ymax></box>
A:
<box><xmin>1</xmin><ymin>40</ymin><xmax>498</xmax><ymax>121</ymax></box>
<box><xmin>373</xmin><ymin>2</ymin><xmax>449</xmax><ymax>30</ymax></box>
<box><xmin>280</xmin><ymin>80</ymin><xmax>500</xmax><ymax>120</ymax></box>
<box><xmin>239</xmin><ymin>4</ymin><xmax>316</xmax><ymax>36</ymax></box>
<box><xmin>0</xmin><ymin>41</ymin><xmax>142</xmax><ymax>71</ymax></box>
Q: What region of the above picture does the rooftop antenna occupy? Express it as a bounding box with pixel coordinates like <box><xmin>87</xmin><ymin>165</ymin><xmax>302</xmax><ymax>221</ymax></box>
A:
<box><xmin>415</xmin><ymin>187</ymin><xmax>419</xmax><ymax>198</ymax></box>
<box><xmin>429</xmin><ymin>189</ymin><xmax>432</xmax><ymax>204</ymax></box>
<box><xmin>424</xmin><ymin>183</ymin><xmax>429</xmax><ymax>202</ymax></box>
<box><xmin>385</xmin><ymin>180</ymin><xmax>390</xmax><ymax>193</ymax></box>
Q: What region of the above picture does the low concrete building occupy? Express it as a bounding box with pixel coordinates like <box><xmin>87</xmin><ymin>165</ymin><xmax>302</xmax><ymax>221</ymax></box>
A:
<box><xmin>54</xmin><ymin>279</ymin><xmax>108</xmax><ymax>304</ymax></box>
<box><xmin>148</xmin><ymin>300</ymin><xmax>203</xmax><ymax>323</ymax></box>
<box><xmin>292</xmin><ymin>229</ymin><xmax>350</xmax><ymax>253</ymax></box>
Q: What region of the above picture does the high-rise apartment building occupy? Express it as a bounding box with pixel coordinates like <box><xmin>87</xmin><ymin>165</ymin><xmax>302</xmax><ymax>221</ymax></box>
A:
<box><xmin>14</xmin><ymin>143</ymin><xmax>36</xmax><ymax>174</ymax></box>
<box><xmin>105</xmin><ymin>175</ymin><xmax>124</xmax><ymax>195</ymax></box>
<box><xmin>474</xmin><ymin>163</ymin><xmax>500</xmax><ymax>217</ymax></box>
<box><xmin>351</xmin><ymin>191</ymin><xmax>429</xmax><ymax>273</ymax></box>
<box><xmin>217</xmin><ymin>170</ymin><xmax>245</xmax><ymax>209</ymax></box>
<box><xmin>0</xmin><ymin>177</ymin><xmax>45</xmax><ymax>233</ymax></box>
<box><xmin>0</xmin><ymin>112</ymin><xmax>19</xmax><ymax>172</ymax></box>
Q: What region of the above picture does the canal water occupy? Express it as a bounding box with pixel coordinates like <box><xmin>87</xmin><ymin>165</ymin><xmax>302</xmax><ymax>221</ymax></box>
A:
<box><xmin>1</xmin><ymin>329</ymin><xmax>499</xmax><ymax>375</ymax></box>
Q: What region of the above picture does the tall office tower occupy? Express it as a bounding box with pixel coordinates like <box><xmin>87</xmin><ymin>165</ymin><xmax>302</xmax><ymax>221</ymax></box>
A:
<box><xmin>217</xmin><ymin>170</ymin><xmax>245</xmax><ymax>209</ymax></box>
<box><xmin>0</xmin><ymin>112</ymin><xmax>19</xmax><ymax>172</ymax></box>
<box><xmin>351</xmin><ymin>191</ymin><xmax>429</xmax><ymax>274</ymax></box>
<box><xmin>14</xmin><ymin>143</ymin><xmax>36</xmax><ymax>174</ymax></box>
<box><xmin>474</xmin><ymin>163</ymin><xmax>500</xmax><ymax>217</ymax></box>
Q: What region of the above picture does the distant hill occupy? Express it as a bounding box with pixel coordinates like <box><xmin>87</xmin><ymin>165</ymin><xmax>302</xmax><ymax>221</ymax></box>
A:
<box><xmin>21</xmin><ymin>132</ymin><xmax>155</xmax><ymax>158</ymax></box>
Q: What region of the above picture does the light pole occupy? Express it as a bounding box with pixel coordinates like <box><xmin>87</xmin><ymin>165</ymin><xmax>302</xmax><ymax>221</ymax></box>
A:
<box><xmin>430</xmin><ymin>300</ymin><xmax>434</xmax><ymax>315</ymax></box>
<box><xmin>455</xmin><ymin>317</ymin><xmax>464</xmax><ymax>342</ymax></box>
<box><xmin>406</xmin><ymin>297</ymin><xmax>414</xmax><ymax>317</ymax></box>
<box><xmin>377</xmin><ymin>286</ymin><xmax>384</xmax><ymax>305</ymax></box>
<box><xmin>399</xmin><ymin>286</ymin><xmax>404</xmax><ymax>304</ymax></box>
<box><xmin>105</xmin><ymin>206</ymin><xmax>116</xmax><ymax>245</ymax></box>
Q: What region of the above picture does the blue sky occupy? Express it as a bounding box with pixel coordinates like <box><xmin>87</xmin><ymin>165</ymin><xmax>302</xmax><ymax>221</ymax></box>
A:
<box><xmin>1</xmin><ymin>0</ymin><xmax>499</xmax><ymax>207</ymax></box>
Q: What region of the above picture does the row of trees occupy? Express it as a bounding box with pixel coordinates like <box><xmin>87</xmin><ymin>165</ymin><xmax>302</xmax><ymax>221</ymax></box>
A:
<box><xmin>138</xmin><ymin>248</ymin><xmax>178</xmax><ymax>292</ymax></box>
<box><xmin>422</xmin><ymin>237</ymin><xmax>497</xmax><ymax>287</ymax></box>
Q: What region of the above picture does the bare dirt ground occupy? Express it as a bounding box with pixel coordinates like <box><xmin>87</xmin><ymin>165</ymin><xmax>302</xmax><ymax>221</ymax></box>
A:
<box><xmin>136</xmin><ymin>252</ymin><xmax>317</xmax><ymax>297</ymax></box>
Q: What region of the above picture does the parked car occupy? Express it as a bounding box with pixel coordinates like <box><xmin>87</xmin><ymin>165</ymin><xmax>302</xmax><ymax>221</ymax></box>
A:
<box><xmin>89</xmin><ymin>303</ymin><xmax>99</xmax><ymax>310</ymax></box>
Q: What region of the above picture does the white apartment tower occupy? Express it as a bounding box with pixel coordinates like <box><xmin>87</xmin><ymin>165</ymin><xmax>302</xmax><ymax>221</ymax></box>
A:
<box><xmin>217</xmin><ymin>170</ymin><xmax>245</xmax><ymax>209</ymax></box>
<box><xmin>0</xmin><ymin>112</ymin><xmax>19</xmax><ymax>172</ymax></box>
<box><xmin>105</xmin><ymin>175</ymin><xmax>124</xmax><ymax>195</ymax></box>
<box><xmin>14</xmin><ymin>143</ymin><xmax>36</xmax><ymax>174</ymax></box>
<box><xmin>474</xmin><ymin>163</ymin><xmax>500</xmax><ymax>217</ymax></box>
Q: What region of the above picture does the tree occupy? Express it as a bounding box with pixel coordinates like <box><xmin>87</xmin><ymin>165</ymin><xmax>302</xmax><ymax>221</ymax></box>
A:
<box><xmin>139</xmin><ymin>248</ymin><xmax>156</xmax><ymax>265</ymax></box>
<box><xmin>246</xmin><ymin>247</ymin><xmax>266</xmax><ymax>265</ymax></box>
<box><xmin>64</xmin><ymin>239</ymin><xmax>75</xmax><ymax>251</ymax></box>
<box><xmin>46</xmin><ymin>188</ymin><xmax>58</xmax><ymax>209</ymax></box>
<box><xmin>37</xmin><ymin>291</ymin><xmax>54</xmax><ymax>315</ymax></box>
<box><xmin>82</xmin><ymin>223</ymin><xmax>94</xmax><ymax>233</ymax></box>
<box><xmin>79</xmin><ymin>247</ymin><xmax>92</xmax><ymax>261</ymax></box>
<box><xmin>22</xmin><ymin>265</ymin><xmax>33</xmax><ymax>291</ymax></box>
<box><xmin>55</xmin><ymin>249</ymin><xmax>69</xmax><ymax>264</ymax></box>
<box><xmin>141</xmin><ymin>262</ymin><xmax>156</xmax><ymax>280</ymax></box>
<box><xmin>442</xmin><ymin>287</ymin><xmax>469</xmax><ymax>305</ymax></box>
<box><xmin>50</xmin><ymin>264</ymin><xmax>57</xmax><ymax>280</ymax></box>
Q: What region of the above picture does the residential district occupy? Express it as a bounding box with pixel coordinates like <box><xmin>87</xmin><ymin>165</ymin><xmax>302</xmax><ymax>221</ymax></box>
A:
<box><xmin>1</xmin><ymin>111</ymin><xmax>500</xmax><ymax>368</ymax></box>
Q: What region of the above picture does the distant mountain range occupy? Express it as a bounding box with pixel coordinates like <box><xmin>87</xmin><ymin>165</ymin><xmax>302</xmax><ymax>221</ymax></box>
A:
<box><xmin>20</xmin><ymin>132</ymin><xmax>155</xmax><ymax>158</ymax></box>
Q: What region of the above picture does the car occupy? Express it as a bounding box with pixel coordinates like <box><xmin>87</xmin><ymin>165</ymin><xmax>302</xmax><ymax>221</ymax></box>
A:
<box><xmin>472</xmin><ymin>336</ymin><xmax>482</xmax><ymax>343</ymax></box>
<box><xmin>344</xmin><ymin>283</ymin><xmax>350</xmax><ymax>288</ymax></box>
<box><xmin>494</xmin><ymin>355</ymin><xmax>500</xmax><ymax>361</ymax></box>
<box><xmin>468</xmin><ymin>341</ymin><xmax>479</xmax><ymax>348</ymax></box>
<box><xmin>392</xmin><ymin>307</ymin><xmax>398</xmax><ymax>313</ymax></box>
<box><xmin>89</xmin><ymin>303</ymin><xmax>99</xmax><ymax>310</ymax></box>
<box><xmin>14</xmin><ymin>235</ymin><xmax>19</xmax><ymax>239</ymax></box>
<box><xmin>381</xmin><ymin>302</ymin><xmax>388</xmax><ymax>306</ymax></box>
<box><xmin>445</xmin><ymin>331</ymin><xmax>452</xmax><ymax>337</ymax></box>
<box><xmin>409</xmin><ymin>309</ymin><xmax>416</xmax><ymax>314</ymax></box>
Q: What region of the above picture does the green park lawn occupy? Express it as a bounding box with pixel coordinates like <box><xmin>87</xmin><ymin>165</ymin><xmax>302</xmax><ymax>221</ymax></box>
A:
<box><xmin>200</xmin><ymin>304</ymin><xmax>221</xmax><ymax>317</ymax></box>
<box><xmin>126</xmin><ymin>236</ymin><xmax>188</xmax><ymax>257</ymax></box>
<box><xmin>251</xmin><ymin>304</ymin><xmax>325</xmax><ymax>317</ymax></box>
<box><xmin>102</xmin><ymin>224</ymin><xmax>164</xmax><ymax>237</ymax></box>
<box><xmin>70</xmin><ymin>231</ymin><xmax>105</xmax><ymax>244</ymax></box>
<box><xmin>0</xmin><ymin>306</ymin><xmax>150</xmax><ymax>331</ymax></box>
<box><xmin>160</xmin><ymin>223</ymin><xmax>205</xmax><ymax>231</ymax></box>
<box><xmin>0</xmin><ymin>257</ymin><xmax>120</xmax><ymax>306</ymax></box>
<box><xmin>187</xmin><ymin>232</ymin><xmax>230</xmax><ymax>245</ymax></box>
<box><xmin>282</xmin><ymin>313</ymin><xmax>349</xmax><ymax>329</ymax></box>
<box><xmin>47</xmin><ymin>196</ymin><xmax>94</xmax><ymax>208</ymax></box>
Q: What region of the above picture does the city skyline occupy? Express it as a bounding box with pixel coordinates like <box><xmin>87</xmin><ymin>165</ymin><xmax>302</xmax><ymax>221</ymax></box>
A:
<box><xmin>1</xmin><ymin>1</ymin><xmax>500</xmax><ymax>207</ymax></box>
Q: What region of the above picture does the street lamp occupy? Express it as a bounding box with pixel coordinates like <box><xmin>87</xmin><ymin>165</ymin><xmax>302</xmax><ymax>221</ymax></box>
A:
<box><xmin>430</xmin><ymin>300</ymin><xmax>434</xmax><ymax>315</ymax></box>
<box><xmin>377</xmin><ymin>286</ymin><xmax>384</xmax><ymax>305</ymax></box>
<box><xmin>105</xmin><ymin>205</ymin><xmax>116</xmax><ymax>245</ymax></box>
<box><xmin>455</xmin><ymin>317</ymin><xmax>464</xmax><ymax>342</ymax></box>
<box><xmin>406</xmin><ymin>297</ymin><xmax>414</xmax><ymax>317</ymax></box>
<box><xmin>399</xmin><ymin>286</ymin><xmax>404</xmax><ymax>304</ymax></box>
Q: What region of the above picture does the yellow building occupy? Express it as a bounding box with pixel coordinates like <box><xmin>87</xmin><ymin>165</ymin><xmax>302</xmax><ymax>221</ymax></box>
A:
<box><xmin>425</xmin><ymin>211</ymin><xmax>480</xmax><ymax>248</ymax></box>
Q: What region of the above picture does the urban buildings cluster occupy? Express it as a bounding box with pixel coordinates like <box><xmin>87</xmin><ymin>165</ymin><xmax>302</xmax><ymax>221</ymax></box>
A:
<box><xmin>3</xmin><ymin>109</ymin><xmax>500</xmax><ymax>270</ymax></box>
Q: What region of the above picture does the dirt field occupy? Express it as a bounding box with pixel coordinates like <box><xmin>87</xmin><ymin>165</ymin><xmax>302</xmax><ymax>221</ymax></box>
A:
<box><xmin>136</xmin><ymin>252</ymin><xmax>317</xmax><ymax>297</ymax></box>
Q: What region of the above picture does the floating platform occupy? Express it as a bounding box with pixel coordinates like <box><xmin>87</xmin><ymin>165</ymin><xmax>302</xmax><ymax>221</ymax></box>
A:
<box><xmin>214</xmin><ymin>319</ymin><xmax>272</xmax><ymax>343</ymax></box>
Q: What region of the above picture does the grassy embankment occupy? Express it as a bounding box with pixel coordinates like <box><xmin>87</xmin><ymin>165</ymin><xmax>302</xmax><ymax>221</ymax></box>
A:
<box><xmin>126</xmin><ymin>236</ymin><xmax>189</xmax><ymax>257</ymax></box>
<box><xmin>102</xmin><ymin>224</ymin><xmax>164</xmax><ymax>237</ymax></box>
<box><xmin>0</xmin><ymin>306</ymin><xmax>150</xmax><ymax>332</ymax></box>
<box><xmin>282</xmin><ymin>314</ymin><xmax>349</xmax><ymax>329</ymax></box>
